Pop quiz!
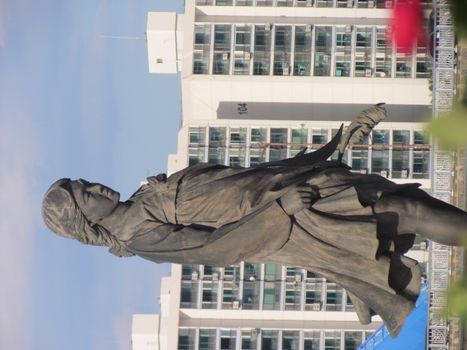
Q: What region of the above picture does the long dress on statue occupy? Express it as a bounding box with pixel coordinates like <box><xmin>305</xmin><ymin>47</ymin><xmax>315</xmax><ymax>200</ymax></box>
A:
<box><xmin>112</xmin><ymin>155</ymin><xmax>425</xmax><ymax>336</ymax></box>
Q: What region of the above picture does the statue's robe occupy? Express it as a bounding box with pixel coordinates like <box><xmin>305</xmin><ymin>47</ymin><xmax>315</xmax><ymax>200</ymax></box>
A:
<box><xmin>112</xmin><ymin>134</ymin><xmax>424</xmax><ymax>337</ymax></box>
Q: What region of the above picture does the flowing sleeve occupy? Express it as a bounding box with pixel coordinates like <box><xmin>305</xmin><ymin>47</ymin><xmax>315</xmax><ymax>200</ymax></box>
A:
<box><xmin>172</xmin><ymin>164</ymin><xmax>296</xmax><ymax>228</ymax></box>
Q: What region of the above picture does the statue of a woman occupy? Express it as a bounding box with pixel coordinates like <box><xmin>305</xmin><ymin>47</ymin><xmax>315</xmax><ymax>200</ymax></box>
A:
<box><xmin>42</xmin><ymin>108</ymin><xmax>467</xmax><ymax>337</ymax></box>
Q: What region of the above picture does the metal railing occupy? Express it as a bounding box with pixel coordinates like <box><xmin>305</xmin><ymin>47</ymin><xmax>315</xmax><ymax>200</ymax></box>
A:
<box><xmin>427</xmin><ymin>0</ymin><xmax>456</xmax><ymax>348</ymax></box>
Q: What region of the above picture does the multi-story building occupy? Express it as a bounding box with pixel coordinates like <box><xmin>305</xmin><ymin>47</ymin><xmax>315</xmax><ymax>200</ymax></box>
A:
<box><xmin>140</xmin><ymin>0</ymin><xmax>433</xmax><ymax>348</ymax></box>
<box><xmin>133</xmin><ymin>264</ymin><xmax>384</xmax><ymax>350</ymax></box>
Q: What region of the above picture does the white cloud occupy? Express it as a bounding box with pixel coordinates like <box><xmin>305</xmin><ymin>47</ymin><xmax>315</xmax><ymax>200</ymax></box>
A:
<box><xmin>0</xmin><ymin>112</ymin><xmax>42</xmax><ymax>350</ymax></box>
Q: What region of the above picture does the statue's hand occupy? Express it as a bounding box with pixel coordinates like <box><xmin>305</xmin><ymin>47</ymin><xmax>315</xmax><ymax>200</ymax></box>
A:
<box><xmin>280</xmin><ymin>184</ymin><xmax>319</xmax><ymax>215</ymax></box>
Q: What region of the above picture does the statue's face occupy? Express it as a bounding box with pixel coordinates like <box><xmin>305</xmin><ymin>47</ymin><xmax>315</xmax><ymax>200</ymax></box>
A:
<box><xmin>70</xmin><ymin>179</ymin><xmax>120</xmax><ymax>224</ymax></box>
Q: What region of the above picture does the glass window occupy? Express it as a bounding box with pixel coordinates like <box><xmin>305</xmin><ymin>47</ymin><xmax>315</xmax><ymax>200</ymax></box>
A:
<box><xmin>249</xmin><ymin>148</ymin><xmax>266</xmax><ymax>166</ymax></box>
<box><xmin>392</xmin><ymin>130</ymin><xmax>410</xmax><ymax>178</ymax></box>
<box><xmin>416</xmin><ymin>38</ymin><xmax>430</xmax><ymax>78</ymax></box>
<box><xmin>344</xmin><ymin>331</ymin><xmax>363</xmax><ymax>350</ymax></box>
<box><xmin>216</xmin><ymin>0</ymin><xmax>233</xmax><ymax>5</ymax></box>
<box><xmin>189</xmin><ymin>147</ymin><xmax>206</xmax><ymax>165</ymax></box>
<box><xmin>335</xmin><ymin>27</ymin><xmax>353</xmax><ymax>77</ymax></box>
<box><xmin>180</xmin><ymin>280</ymin><xmax>199</xmax><ymax>308</ymax></box>
<box><xmin>251</xmin><ymin>128</ymin><xmax>267</xmax><ymax>143</ymax></box>
<box><xmin>273</xmin><ymin>26</ymin><xmax>292</xmax><ymax>76</ymax></box>
<box><xmin>316</xmin><ymin>0</ymin><xmax>334</xmax><ymax>7</ymax></box>
<box><xmin>371</xmin><ymin>149</ymin><xmax>389</xmax><ymax>175</ymax></box>
<box><xmin>413</xmin><ymin>130</ymin><xmax>430</xmax><ymax>179</ymax></box>
<box><xmin>234</xmin><ymin>25</ymin><xmax>252</xmax><ymax>75</ymax></box>
<box><xmin>230</xmin><ymin>127</ymin><xmax>247</xmax><ymax>145</ymax></box>
<box><xmin>294</xmin><ymin>26</ymin><xmax>312</xmax><ymax>76</ymax></box>
<box><xmin>202</xmin><ymin>282</ymin><xmax>218</xmax><ymax>307</ymax></box>
<box><xmin>375</xmin><ymin>26</ymin><xmax>392</xmax><ymax>77</ymax></box>
<box><xmin>324</xmin><ymin>332</ymin><xmax>341</xmax><ymax>350</ymax></box>
<box><xmin>261</xmin><ymin>330</ymin><xmax>278</xmax><ymax>350</ymax></box>
<box><xmin>213</xmin><ymin>25</ymin><xmax>232</xmax><ymax>75</ymax></box>
<box><xmin>220</xmin><ymin>330</ymin><xmax>237</xmax><ymax>350</ymax></box>
<box><xmin>199</xmin><ymin>329</ymin><xmax>217</xmax><ymax>350</ymax></box>
<box><xmin>209</xmin><ymin>127</ymin><xmax>226</xmax><ymax>145</ymax></box>
<box><xmin>312</xmin><ymin>129</ymin><xmax>328</xmax><ymax>147</ymax></box>
<box><xmin>283</xmin><ymin>331</ymin><xmax>300</xmax><ymax>350</ymax></box>
<box><xmin>291</xmin><ymin>128</ymin><xmax>308</xmax><ymax>156</ymax></box>
<box><xmin>304</xmin><ymin>331</ymin><xmax>321</xmax><ymax>350</ymax></box>
<box><xmin>193</xmin><ymin>25</ymin><xmax>211</xmax><ymax>75</ymax></box>
<box><xmin>351</xmin><ymin>149</ymin><xmax>368</xmax><ymax>172</ymax></box>
<box><xmin>270</xmin><ymin>128</ymin><xmax>287</xmax><ymax>161</ymax></box>
<box><xmin>178</xmin><ymin>329</ymin><xmax>196</xmax><ymax>350</ymax></box>
<box><xmin>241</xmin><ymin>330</ymin><xmax>256</xmax><ymax>350</ymax></box>
<box><xmin>355</xmin><ymin>27</ymin><xmax>373</xmax><ymax>77</ymax></box>
<box><xmin>253</xmin><ymin>25</ymin><xmax>271</xmax><ymax>75</ymax></box>
<box><xmin>190</xmin><ymin>127</ymin><xmax>206</xmax><ymax>145</ymax></box>
<box><xmin>326</xmin><ymin>284</ymin><xmax>342</xmax><ymax>311</ymax></box>
<box><xmin>396</xmin><ymin>52</ymin><xmax>412</xmax><ymax>78</ymax></box>
<box><xmin>314</xmin><ymin>27</ymin><xmax>332</xmax><ymax>76</ymax></box>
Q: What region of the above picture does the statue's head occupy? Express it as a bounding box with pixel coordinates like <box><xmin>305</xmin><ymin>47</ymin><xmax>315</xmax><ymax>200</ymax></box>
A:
<box><xmin>42</xmin><ymin>178</ymin><xmax>120</xmax><ymax>244</ymax></box>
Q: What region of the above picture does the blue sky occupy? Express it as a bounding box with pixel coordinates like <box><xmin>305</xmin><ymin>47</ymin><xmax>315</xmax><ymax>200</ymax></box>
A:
<box><xmin>0</xmin><ymin>1</ymin><xmax>184</xmax><ymax>349</ymax></box>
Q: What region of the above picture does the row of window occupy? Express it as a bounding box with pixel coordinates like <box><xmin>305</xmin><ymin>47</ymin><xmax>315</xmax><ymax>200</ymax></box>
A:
<box><xmin>193</xmin><ymin>24</ymin><xmax>430</xmax><ymax>78</ymax></box>
<box><xmin>179</xmin><ymin>328</ymin><xmax>372</xmax><ymax>350</ymax></box>
<box><xmin>181</xmin><ymin>264</ymin><xmax>354</xmax><ymax>312</ymax></box>
<box><xmin>195</xmin><ymin>0</ymin><xmax>431</xmax><ymax>9</ymax></box>
<box><xmin>188</xmin><ymin>126</ymin><xmax>431</xmax><ymax>179</ymax></box>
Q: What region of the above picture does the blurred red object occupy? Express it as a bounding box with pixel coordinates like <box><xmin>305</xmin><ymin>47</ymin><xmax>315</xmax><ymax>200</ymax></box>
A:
<box><xmin>390</xmin><ymin>0</ymin><xmax>427</xmax><ymax>53</ymax></box>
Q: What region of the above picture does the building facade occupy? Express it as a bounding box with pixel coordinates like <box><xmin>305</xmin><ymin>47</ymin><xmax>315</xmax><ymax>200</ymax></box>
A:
<box><xmin>140</xmin><ymin>0</ymin><xmax>433</xmax><ymax>348</ymax></box>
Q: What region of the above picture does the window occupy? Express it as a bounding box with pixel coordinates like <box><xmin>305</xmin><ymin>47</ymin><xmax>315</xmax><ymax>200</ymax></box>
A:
<box><xmin>345</xmin><ymin>331</ymin><xmax>362</xmax><ymax>350</ymax></box>
<box><xmin>304</xmin><ymin>331</ymin><xmax>321</xmax><ymax>350</ymax></box>
<box><xmin>273</xmin><ymin>26</ymin><xmax>292</xmax><ymax>75</ymax></box>
<box><xmin>220</xmin><ymin>330</ymin><xmax>236</xmax><ymax>350</ymax></box>
<box><xmin>199</xmin><ymin>329</ymin><xmax>216</xmax><ymax>350</ymax></box>
<box><xmin>294</xmin><ymin>26</ymin><xmax>312</xmax><ymax>76</ymax></box>
<box><xmin>283</xmin><ymin>331</ymin><xmax>300</xmax><ymax>350</ymax></box>
<box><xmin>314</xmin><ymin>27</ymin><xmax>332</xmax><ymax>76</ymax></box>
<box><xmin>178</xmin><ymin>329</ymin><xmax>196</xmax><ymax>350</ymax></box>
<box><xmin>324</xmin><ymin>332</ymin><xmax>341</xmax><ymax>350</ymax></box>
<box><xmin>261</xmin><ymin>330</ymin><xmax>278</xmax><ymax>350</ymax></box>
<box><xmin>253</xmin><ymin>25</ymin><xmax>271</xmax><ymax>75</ymax></box>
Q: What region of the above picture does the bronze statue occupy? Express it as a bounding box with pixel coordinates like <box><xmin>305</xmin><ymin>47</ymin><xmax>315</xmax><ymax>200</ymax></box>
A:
<box><xmin>43</xmin><ymin>105</ymin><xmax>467</xmax><ymax>337</ymax></box>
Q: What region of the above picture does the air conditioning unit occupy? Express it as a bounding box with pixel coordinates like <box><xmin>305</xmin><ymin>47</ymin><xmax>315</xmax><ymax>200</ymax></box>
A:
<box><xmin>345</xmin><ymin>25</ymin><xmax>353</xmax><ymax>33</ymax></box>
<box><xmin>283</xmin><ymin>66</ymin><xmax>290</xmax><ymax>75</ymax></box>
<box><xmin>368</xmin><ymin>0</ymin><xmax>375</xmax><ymax>7</ymax></box>
<box><xmin>232</xmin><ymin>300</ymin><xmax>240</xmax><ymax>309</ymax></box>
<box><xmin>305</xmin><ymin>24</ymin><xmax>313</xmax><ymax>32</ymax></box>
<box><xmin>265</xmin><ymin>24</ymin><xmax>273</xmax><ymax>31</ymax></box>
<box><xmin>401</xmin><ymin>168</ymin><xmax>409</xmax><ymax>178</ymax></box>
<box><xmin>295</xmin><ymin>273</ymin><xmax>303</xmax><ymax>283</ymax></box>
<box><xmin>360</xmin><ymin>168</ymin><xmax>368</xmax><ymax>174</ymax></box>
<box><xmin>222</xmin><ymin>52</ymin><xmax>230</xmax><ymax>60</ymax></box>
<box><xmin>311</xmin><ymin>302</ymin><xmax>321</xmax><ymax>311</ymax></box>
<box><xmin>365</xmin><ymin>68</ymin><xmax>373</xmax><ymax>77</ymax></box>
<box><xmin>380</xmin><ymin>169</ymin><xmax>388</xmax><ymax>178</ymax></box>
<box><xmin>244</xmin><ymin>51</ymin><xmax>252</xmax><ymax>60</ymax></box>
<box><xmin>420</xmin><ymin>240</ymin><xmax>428</xmax><ymax>250</ymax></box>
<box><xmin>191</xmin><ymin>271</ymin><xmax>199</xmax><ymax>281</ymax></box>
<box><xmin>212</xmin><ymin>272</ymin><xmax>220</xmax><ymax>281</ymax></box>
<box><xmin>251</xmin><ymin>328</ymin><xmax>260</xmax><ymax>337</ymax></box>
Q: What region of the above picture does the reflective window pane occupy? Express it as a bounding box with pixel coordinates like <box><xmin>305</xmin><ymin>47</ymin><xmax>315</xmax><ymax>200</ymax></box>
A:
<box><xmin>294</xmin><ymin>26</ymin><xmax>312</xmax><ymax>76</ymax></box>
<box><xmin>179</xmin><ymin>329</ymin><xmax>196</xmax><ymax>350</ymax></box>
<box><xmin>314</xmin><ymin>27</ymin><xmax>332</xmax><ymax>76</ymax></box>
<box><xmin>254</xmin><ymin>25</ymin><xmax>272</xmax><ymax>75</ymax></box>
<box><xmin>273</xmin><ymin>26</ymin><xmax>292</xmax><ymax>76</ymax></box>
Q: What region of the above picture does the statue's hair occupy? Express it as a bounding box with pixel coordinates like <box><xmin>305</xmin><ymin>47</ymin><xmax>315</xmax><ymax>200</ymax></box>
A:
<box><xmin>42</xmin><ymin>179</ymin><xmax>134</xmax><ymax>257</ymax></box>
